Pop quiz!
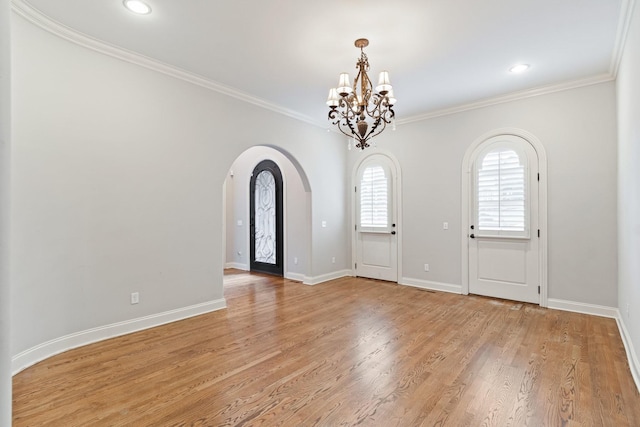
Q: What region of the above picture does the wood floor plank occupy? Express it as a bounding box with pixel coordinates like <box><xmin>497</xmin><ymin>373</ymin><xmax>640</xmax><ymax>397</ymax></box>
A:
<box><xmin>13</xmin><ymin>271</ymin><xmax>640</xmax><ymax>426</ymax></box>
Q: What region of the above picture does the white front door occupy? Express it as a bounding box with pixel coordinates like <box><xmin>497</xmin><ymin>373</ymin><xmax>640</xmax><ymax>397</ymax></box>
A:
<box><xmin>468</xmin><ymin>135</ymin><xmax>540</xmax><ymax>303</ymax></box>
<box><xmin>355</xmin><ymin>154</ymin><xmax>398</xmax><ymax>282</ymax></box>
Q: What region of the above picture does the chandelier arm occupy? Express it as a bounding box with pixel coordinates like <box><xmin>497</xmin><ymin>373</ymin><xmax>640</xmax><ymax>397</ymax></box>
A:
<box><xmin>328</xmin><ymin>101</ymin><xmax>396</xmax><ymax>148</ymax></box>
<box><xmin>361</xmin><ymin>105</ymin><xmax>396</xmax><ymax>143</ymax></box>
<box><xmin>363</xmin><ymin>118</ymin><xmax>385</xmax><ymax>142</ymax></box>
<box><xmin>364</xmin><ymin>99</ymin><xmax>378</xmax><ymax>117</ymax></box>
<box><xmin>341</xmin><ymin>95</ymin><xmax>361</xmax><ymax>119</ymax></box>
<box><xmin>342</xmin><ymin>118</ymin><xmax>360</xmax><ymax>141</ymax></box>
<box><xmin>365</xmin><ymin>94</ymin><xmax>388</xmax><ymax>116</ymax></box>
<box><xmin>328</xmin><ymin>109</ymin><xmax>364</xmax><ymax>144</ymax></box>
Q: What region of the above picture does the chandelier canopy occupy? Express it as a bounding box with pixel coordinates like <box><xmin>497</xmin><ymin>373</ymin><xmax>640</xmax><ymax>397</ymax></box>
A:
<box><xmin>326</xmin><ymin>38</ymin><xmax>396</xmax><ymax>150</ymax></box>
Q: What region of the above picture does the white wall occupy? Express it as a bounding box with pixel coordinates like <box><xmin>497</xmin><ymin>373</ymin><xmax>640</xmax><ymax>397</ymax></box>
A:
<box><xmin>617</xmin><ymin>1</ymin><xmax>640</xmax><ymax>385</ymax></box>
<box><xmin>225</xmin><ymin>146</ymin><xmax>310</xmax><ymax>280</ymax></box>
<box><xmin>10</xmin><ymin>14</ymin><xmax>348</xmax><ymax>367</ymax></box>
<box><xmin>0</xmin><ymin>0</ymin><xmax>11</xmax><ymax>422</ymax></box>
<box><xmin>348</xmin><ymin>81</ymin><xmax>618</xmax><ymax>307</ymax></box>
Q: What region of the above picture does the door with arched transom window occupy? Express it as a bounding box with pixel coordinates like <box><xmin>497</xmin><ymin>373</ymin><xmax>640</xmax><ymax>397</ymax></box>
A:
<box><xmin>354</xmin><ymin>154</ymin><xmax>398</xmax><ymax>282</ymax></box>
<box><xmin>468</xmin><ymin>135</ymin><xmax>540</xmax><ymax>303</ymax></box>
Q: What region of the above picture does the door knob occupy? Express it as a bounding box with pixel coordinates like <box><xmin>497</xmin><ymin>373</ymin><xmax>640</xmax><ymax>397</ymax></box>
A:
<box><xmin>391</xmin><ymin>231</ymin><xmax>396</xmax><ymax>235</ymax></box>
<box><xmin>470</xmin><ymin>233</ymin><xmax>475</xmax><ymax>238</ymax></box>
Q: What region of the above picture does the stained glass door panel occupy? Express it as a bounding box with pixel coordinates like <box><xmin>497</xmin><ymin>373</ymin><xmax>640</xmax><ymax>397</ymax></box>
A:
<box><xmin>249</xmin><ymin>160</ymin><xmax>283</xmax><ymax>276</ymax></box>
<box><xmin>254</xmin><ymin>171</ymin><xmax>276</xmax><ymax>264</ymax></box>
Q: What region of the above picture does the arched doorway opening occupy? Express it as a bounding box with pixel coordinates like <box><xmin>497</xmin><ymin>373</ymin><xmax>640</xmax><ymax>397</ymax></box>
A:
<box><xmin>223</xmin><ymin>146</ymin><xmax>311</xmax><ymax>282</ymax></box>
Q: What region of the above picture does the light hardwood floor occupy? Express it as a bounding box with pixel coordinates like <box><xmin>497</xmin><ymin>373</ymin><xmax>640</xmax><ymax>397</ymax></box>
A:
<box><xmin>13</xmin><ymin>270</ymin><xmax>640</xmax><ymax>426</ymax></box>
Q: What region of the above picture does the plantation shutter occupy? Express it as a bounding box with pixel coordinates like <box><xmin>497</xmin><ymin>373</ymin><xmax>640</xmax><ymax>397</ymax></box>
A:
<box><xmin>476</xmin><ymin>148</ymin><xmax>527</xmax><ymax>233</ymax></box>
<box><xmin>360</xmin><ymin>165</ymin><xmax>388</xmax><ymax>228</ymax></box>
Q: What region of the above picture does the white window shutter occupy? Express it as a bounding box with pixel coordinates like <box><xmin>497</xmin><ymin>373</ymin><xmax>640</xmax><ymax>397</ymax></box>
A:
<box><xmin>360</xmin><ymin>165</ymin><xmax>388</xmax><ymax>228</ymax></box>
<box><xmin>477</xmin><ymin>149</ymin><xmax>526</xmax><ymax>232</ymax></box>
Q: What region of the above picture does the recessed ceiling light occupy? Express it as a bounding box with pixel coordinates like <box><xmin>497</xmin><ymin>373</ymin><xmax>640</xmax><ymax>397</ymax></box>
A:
<box><xmin>123</xmin><ymin>0</ymin><xmax>151</xmax><ymax>15</ymax></box>
<box><xmin>509</xmin><ymin>64</ymin><xmax>530</xmax><ymax>73</ymax></box>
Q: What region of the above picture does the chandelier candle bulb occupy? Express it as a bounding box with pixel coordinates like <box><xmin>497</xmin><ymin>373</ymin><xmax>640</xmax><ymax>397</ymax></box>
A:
<box><xmin>326</xmin><ymin>38</ymin><xmax>396</xmax><ymax>150</ymax></box>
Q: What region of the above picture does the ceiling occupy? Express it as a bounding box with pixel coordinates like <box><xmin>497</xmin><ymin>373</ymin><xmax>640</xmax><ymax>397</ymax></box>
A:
<box><xmin>15</xmin><ymin>0</ymin><xmax>625</xmax><ymax>126</ymax></box>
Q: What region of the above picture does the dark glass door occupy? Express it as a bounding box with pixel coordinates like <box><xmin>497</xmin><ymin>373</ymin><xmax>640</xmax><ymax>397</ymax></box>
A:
<box><xmin>250</xmin><ymin>160</ymin><xmax>283</xmax><ymax>276</ymax></box>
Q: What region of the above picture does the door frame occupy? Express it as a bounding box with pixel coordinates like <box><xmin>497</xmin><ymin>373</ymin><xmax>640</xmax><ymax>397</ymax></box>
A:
<box><xmin>461</xmin><ymin>128</ymin><xmax>548</xmax><ymax>306</ymax></box>
<box><xmin>351</xmin><ymin>151</ymin><xmax>403</xmax><ymax>282</ymax></box>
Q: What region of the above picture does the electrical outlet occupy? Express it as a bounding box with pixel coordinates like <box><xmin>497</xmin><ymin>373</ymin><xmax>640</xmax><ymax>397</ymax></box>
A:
<box><xmin>424</xmin><ymin>264</ymin><xmax>429</xmax><ymax>272</ymax></box>
<box><xmin>131</xmin><ymin>292</ymin><xmax>139</xmax><ymax>305</ymax></box>
<box><xmin>443</xmin><ymin>222</ymin><xmax>449</xmax><ymax>230</ymax></box>
<box><xmin>331</xmin><ymin>257</ymin><xmax>336</xmax><ymax>264</ymax></box>
<box><xmin>294</xmin><ymin>257</ymin><xmax>298</xmax><ymax>265</ymax></box>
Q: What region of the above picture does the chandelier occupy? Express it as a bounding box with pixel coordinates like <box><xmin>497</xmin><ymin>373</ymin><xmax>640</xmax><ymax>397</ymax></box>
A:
<box><xmin>326</xmin><ymin>38</ymin><xmax>396</xmax><ymax>150</ymax></box>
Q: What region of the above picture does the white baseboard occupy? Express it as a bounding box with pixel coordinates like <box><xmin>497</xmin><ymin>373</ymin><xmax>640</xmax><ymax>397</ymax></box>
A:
<box><xmin>12</xmin><ymin>298</ymin><xmax>227</xmax><ymax>375</ymax></box>
<box><xmin>400</xmin><ymin>277</ymin><xmax>462</xmax><ymax>294</ymax></box>
<box><xmin>547</xmin><ymin>298</ymin><xmax>618</xmax><ymax>318</ymax></box>
<box><xmin>285</xmin><ymin>272</ymin><xmax>305</xmax><ymax>282</ymax></box>
<box><xmin>303</xmin><ymin>269</ymin><xmax>352</xmax><ymax>285</ymax></box>
<box><xmin>224</xmin><ymin>265</ymin><xmax>338</xmax><ymax>284</ymax></box>
<box><xmin>225</xmin><ymin>262</ymin><xmax>248</xmax><ymax>270</ymax></box>
<box><xmin>616</xmin><ymin>313</ymin><xmax>640</xmax><ymax>393</ymax></box>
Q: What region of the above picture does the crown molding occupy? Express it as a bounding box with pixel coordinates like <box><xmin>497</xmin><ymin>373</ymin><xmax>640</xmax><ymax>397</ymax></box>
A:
<box><xmin>10</xmin><ymin>0</ymin><xmax>325</xmax><ymax>129</ymax></box>
<box><xmin>610</xmin><ymin>0</ymin><xmax>637</xmax><ymax>77</ymax></box>
<box><xmin>10</xmin><ymin>0</ymin><xmax>628</xmax><ymax>130</ymax></box>
<box><xmin>397</xmin><ymin>73</ymin><xmax>615</xmax><ymax>125</ymax></box>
